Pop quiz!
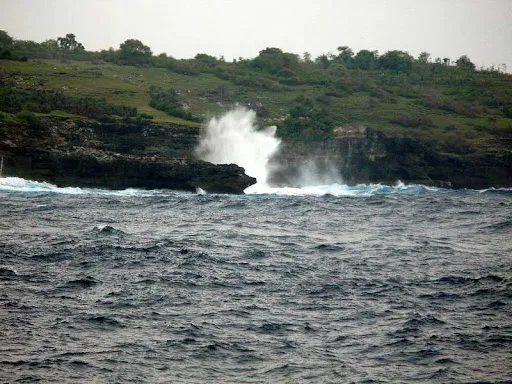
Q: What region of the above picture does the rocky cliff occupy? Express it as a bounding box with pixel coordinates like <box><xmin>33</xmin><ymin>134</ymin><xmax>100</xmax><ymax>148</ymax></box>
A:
<box><xmin>270</xmin><ymin>126</ymin><xmax>512</xmax><ymax>189</ymax></box>
<box><xmin>1</xmin><ymin>118</ymin><xmax>510</xmax><ymax>192</ymax></box>
<box><xmin>0</xmin><ymin>118</ymin><xmax>255</xmax><ymax>193</ymax></box>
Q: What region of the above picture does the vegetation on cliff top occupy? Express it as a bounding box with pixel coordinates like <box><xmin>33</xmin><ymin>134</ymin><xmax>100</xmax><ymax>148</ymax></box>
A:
<box><xmin>1</xmin><ymin>30</ymin><xmax>511</xmax><ymax>156</ymax></box>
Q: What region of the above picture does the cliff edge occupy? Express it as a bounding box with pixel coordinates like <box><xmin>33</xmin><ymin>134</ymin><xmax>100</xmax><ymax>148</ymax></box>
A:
<box><xmin>270</xmin><ymin>126</ymin><xmax>512</xmax><ymax>189</ymax></box>
<box><xmin>0</xmin><ymin>118</ymin><xmax>256</xmax><ymax>194</ymax></box>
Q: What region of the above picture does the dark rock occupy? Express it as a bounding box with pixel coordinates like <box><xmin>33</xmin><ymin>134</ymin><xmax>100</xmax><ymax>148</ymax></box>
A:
<box><xmin>270</xmin><ymin>127</ymin><xmax>512</xmax><ymax>189</ymax></box>
<box><xmin>0</xmin><ymin>119</ymin><xmax>255</xmax><ymax>194</ymax></box>
<box><xmin>2</xmin><ymin>118</ymin><xmax>509</xmax><ymax>191</ymax></box>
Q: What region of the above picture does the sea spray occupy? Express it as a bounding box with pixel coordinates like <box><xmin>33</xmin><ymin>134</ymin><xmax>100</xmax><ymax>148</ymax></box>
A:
<box><xmin>195</xmin><ymin>108</ymin><xmax>280</xmax><ymax>192</ymax></box>
<box><xmin>293</xmin><ymin>158</ymin><xmax>343</xmax><ymax>187</ymax></box>
<box><xmin>195</xmin><ymin>108</ymin><xmax>445</xmax><ymax>196</ymax></box>
<box><xmin>195</xmin><ymin>108</ymin><xmax>345</xmax><ymax>194</ymax></box>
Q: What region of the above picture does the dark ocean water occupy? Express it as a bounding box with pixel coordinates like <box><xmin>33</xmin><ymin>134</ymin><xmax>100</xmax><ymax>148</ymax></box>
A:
<box><xmin>1</xmin><ymin>179</ymin><xmax>511</xmax><ymax>383</ymax></box>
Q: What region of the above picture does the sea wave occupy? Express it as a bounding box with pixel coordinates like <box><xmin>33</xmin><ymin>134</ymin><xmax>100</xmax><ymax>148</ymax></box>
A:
<box><xmin>244</xmin><ymin>181</ymin><xmax>444</xmax><ymax>196</ymax></box>
<box><xmin>0</xmin><ymin>177</ymin><xmax>161</xmax><ymax>197</ymax></box>
<box><xmin>2</xmin><ymin>176</ymin><xmax>509</xmax><ymax>197</ymax></box>
<box><xmin>478</xmin><ymin>187</ymin><xmax>512</xmax><ymax>195</ymax></box>
<box><xmin>1</xmin><ymin>176</ymin><xmax>511</xmax><ymax>383</ymax></box>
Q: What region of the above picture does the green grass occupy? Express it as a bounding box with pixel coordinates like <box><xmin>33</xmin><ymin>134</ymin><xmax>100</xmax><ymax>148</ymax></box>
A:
<box><xmin>1</xmin><ymin>58</ymin><xmax>511</xmax><ymax>153</ymax></box>
<box><xmin>36</xmin><ymin>110</ymin><xmax>88</xmax><ymax>119</ymax></box>
<box><xmin>0</xmin><ymin>59</ymin><xmax>208</xmax><ymax>125</ymax></box>
<box><xmin>0</xmin><ymin>111</ymin><xmax>17</xmax><ymax>123</ymax></box>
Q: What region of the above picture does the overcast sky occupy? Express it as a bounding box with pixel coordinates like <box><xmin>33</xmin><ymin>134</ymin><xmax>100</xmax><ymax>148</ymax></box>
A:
<box><xmin>1</xmin><ymin>0</ymin><xmax>511</xmax><ymax>71</ymax></box>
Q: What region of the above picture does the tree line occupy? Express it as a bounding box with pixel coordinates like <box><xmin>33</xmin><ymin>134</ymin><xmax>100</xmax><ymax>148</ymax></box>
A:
<box><xmin>0</xmin><ymin>29</ymin><xmax>498</xmax><ymax>74</ymax></box>
<box><xmin>1</xmin><ymin>29</ymin><xmax>510</xmax><ymax>132</ymax></box>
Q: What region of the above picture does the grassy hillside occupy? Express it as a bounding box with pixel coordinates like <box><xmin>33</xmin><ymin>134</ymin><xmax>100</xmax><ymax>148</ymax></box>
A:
<box><xmin>1</xmin><ymin>41</ymin><xmax>512</xmax><ymax>157</ymax></box>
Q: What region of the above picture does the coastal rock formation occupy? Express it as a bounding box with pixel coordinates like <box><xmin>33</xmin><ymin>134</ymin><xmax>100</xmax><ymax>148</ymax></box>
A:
<box><xmin>0</xmin><ymin>118</ymin><xmax>255</xmax><ymax>193</ymax></box>
<box><xmin>270</xmin><ymin>126</ymin><xmax>512</xmax><ymax>189</ymax></box>
<box><xmin>1</xmin><ymin>118</ymin><xmax>510</xmax><ymax>191</ymax></box>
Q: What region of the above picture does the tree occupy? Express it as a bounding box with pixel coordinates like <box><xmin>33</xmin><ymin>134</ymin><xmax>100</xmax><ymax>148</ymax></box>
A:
<box><xmin>418</xmin><ymin>51</ymin><xmax>431</xmax><ymax>63</ymax></box>
<box><xmin>36</xmin><ymin>39</ymin><xmax>59</xmax><ymax>59</ymax></box>
<box><xmin>252</xmin><ymin>47</ymin><xmax>300</xmax><ymax>77</ymax></box>
<box><xmin>194</xmin><ymin>53</ymin><xmax>218</xmax><ymax>66</ymax></box>
<box><xmin>0</xmin><ymin>30</ymin><xmax>14</xmax><ymax>61</ymax></box>
<box><xmin>57</xmin><ymin>33</ymin><xmax>84</xmax><ymax>51</ymax></box>
<box><xmin>0</xmin><ymin>30</ymin><xmax>13</xmax><ymax>46</ymax></box>
<box><xmin>119</xmin><ymin>39</ymin><xmax>152</xmax><ymax>65</ymax></box>
<box><xmin>279</xmin><ymin>96</ymin><xmax>335</xmax><ymax>141</ymax></box>
<box><xmin>41</xmin><ymin>39</ymin><xmax>59</xmax><ymax>49</ymax></box>
<box><xmin>455</xmin><ymin>55</ymin><xmax>475</xmax><ymax>71</ymax></box>
<box><xmin>259</xmin><ymin>47</ymin><xmax>283</xmax><ymax>55</ymax></box>
<box><xmin>315</xmin><ymin>54</ymin><xmax>330</xmax><ymax>69</ymax></box>
<box><xmin>351</xmin><ymin>49</ymin><xmax>378</xmax><ymax>70</ymax></box>
<box><xmin>99</xmin><ymin>47</ymin><xmax>118</xmax><ymax>63</ymax></box>
<box><xmin>335</xmin><ymin>45</ymin><xmax>354</xmax><ymax>65</ymax></box>
<box><xmin>378</xmin><ymin>50</ymin><xmax>414</xmax><ymax>72</ymax></box>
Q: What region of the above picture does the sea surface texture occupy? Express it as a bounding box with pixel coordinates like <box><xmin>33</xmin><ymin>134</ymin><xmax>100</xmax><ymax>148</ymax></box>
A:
<box><xmin>1</xmin><ymin>178</ymin><xmax>511</xmax><ymax>383</ymax></box>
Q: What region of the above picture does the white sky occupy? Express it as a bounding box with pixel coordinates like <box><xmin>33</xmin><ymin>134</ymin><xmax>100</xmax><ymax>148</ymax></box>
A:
<box><xmin>1</xmin><ymin>0</ymin><xmax>511</xmax><ymax>71</ymax></box>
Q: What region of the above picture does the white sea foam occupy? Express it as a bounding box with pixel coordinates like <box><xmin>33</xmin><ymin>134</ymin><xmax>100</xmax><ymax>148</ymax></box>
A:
<box><xmin>195</xmin><ymin>107</ymin><xmax>281</xmax><ymax>193</ymax></box>
<box><xmin>0</xmin><ymin>175</ymin><xmax>450</xmax><ymax>196</ymax></box>
<box><xmin>0</xmin><ymin>177</ymin><xmax>160</xmax><ymax>196</ymax></box>
<box><xmin>245</xmin><ymin>182</ymin><xmax>440</xmax><ymax>196</ymax></box>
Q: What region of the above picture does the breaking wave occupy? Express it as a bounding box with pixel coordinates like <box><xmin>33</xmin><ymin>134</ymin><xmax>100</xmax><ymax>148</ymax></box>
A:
<box><xmin>0</xmin><ymin>176</ymin><xmax>449</xmax><ymax>196</ymax></box>
<box><xmin>246</xmin><ymin>181</ymin><xmax>443</xmax><ymax>196</ymax></box>
<box><xmin>2</xmin><ymin>175</ymin><xmax>511</xmax><ymax>197</ymax></box>
<box><xmin>0</xmin><ymin>177</ymin><xmax>160</xmax><ymax>197</ymax></box>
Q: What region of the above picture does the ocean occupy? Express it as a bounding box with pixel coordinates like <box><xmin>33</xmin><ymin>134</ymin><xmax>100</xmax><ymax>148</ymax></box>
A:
<box><xmin>1</xmin><ymin>177</ymin><xmax>511</xmax><ymax>383</ymax></box>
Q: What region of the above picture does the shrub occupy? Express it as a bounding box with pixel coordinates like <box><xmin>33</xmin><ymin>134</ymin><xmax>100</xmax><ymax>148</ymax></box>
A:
<box><xmin>16</xmin><ymin>110</ymin><xmax>45</xmax><ymax>131</ymax></box>
<box><xmin>390</xmin><ymin>114</ymin><xmax>435</xmax><ymax>128</ymax></box>
<box><xmin>277</xmin><ymin>96</ymin><xmax>336</xmax><ymax>141</ymax></box>
<box><xmin>0</xmin><ymin>87</ymin><xmax>137</xmax><ymax>120</ymax></box>
<box><xmin>503</xmin><ymin>106</ymin><xmax>512</xmax><ymax>118</ymax></box>
<box><xmin>148</xmin><ymin>86</ymin><xmax>201</xmax><ymax>122</ymax></box>
<box><xmin>172</xmin><ymin>61</ymin><xmax>199</xmax><ymax>76</ymax></box>
<box><xmin>233</xmin><ymin>75</ymin><xmax>284</xmax><ymax>91</ymax></box>
<box><xmin>97</xmin><ymin>115</ymin><xmax>117</xmax><ymax>123</ymax></box>
<box><xmin>139</xmin><ymin>113</ymin><xmax>153</xmax><ymax>120</ymax></box>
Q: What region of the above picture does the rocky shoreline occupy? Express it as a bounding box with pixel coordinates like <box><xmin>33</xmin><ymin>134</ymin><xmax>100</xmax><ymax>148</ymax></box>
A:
<box><xmin>271</xmin><ymin>126</ymin><xmax>511</xmax><ymax>190</ymax></box>
<box><xmin>0</xmin><ymin>118</ymin><xmax>255</xmax><ymax>194</ymax></box>
<box><xmin>1</xmin><ymin>118</ymin><xmax>510</xmax><ymax>192</ymax></box>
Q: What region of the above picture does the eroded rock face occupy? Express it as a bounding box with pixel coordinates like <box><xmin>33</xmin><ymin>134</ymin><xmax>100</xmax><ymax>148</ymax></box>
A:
<box><xmin>0</xmin><ymin>118</ymin><xmax>255</xmax><ymax>193</ymax></box>
<box><xmin>2</xmin><ymin>119</ymin><xmax>510</xmax><ymax>191</ymax></box>
<box><xmin>270</xmin><ymin>127</ymin><xmax>512</xmax><ymax>189</ymax></box>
